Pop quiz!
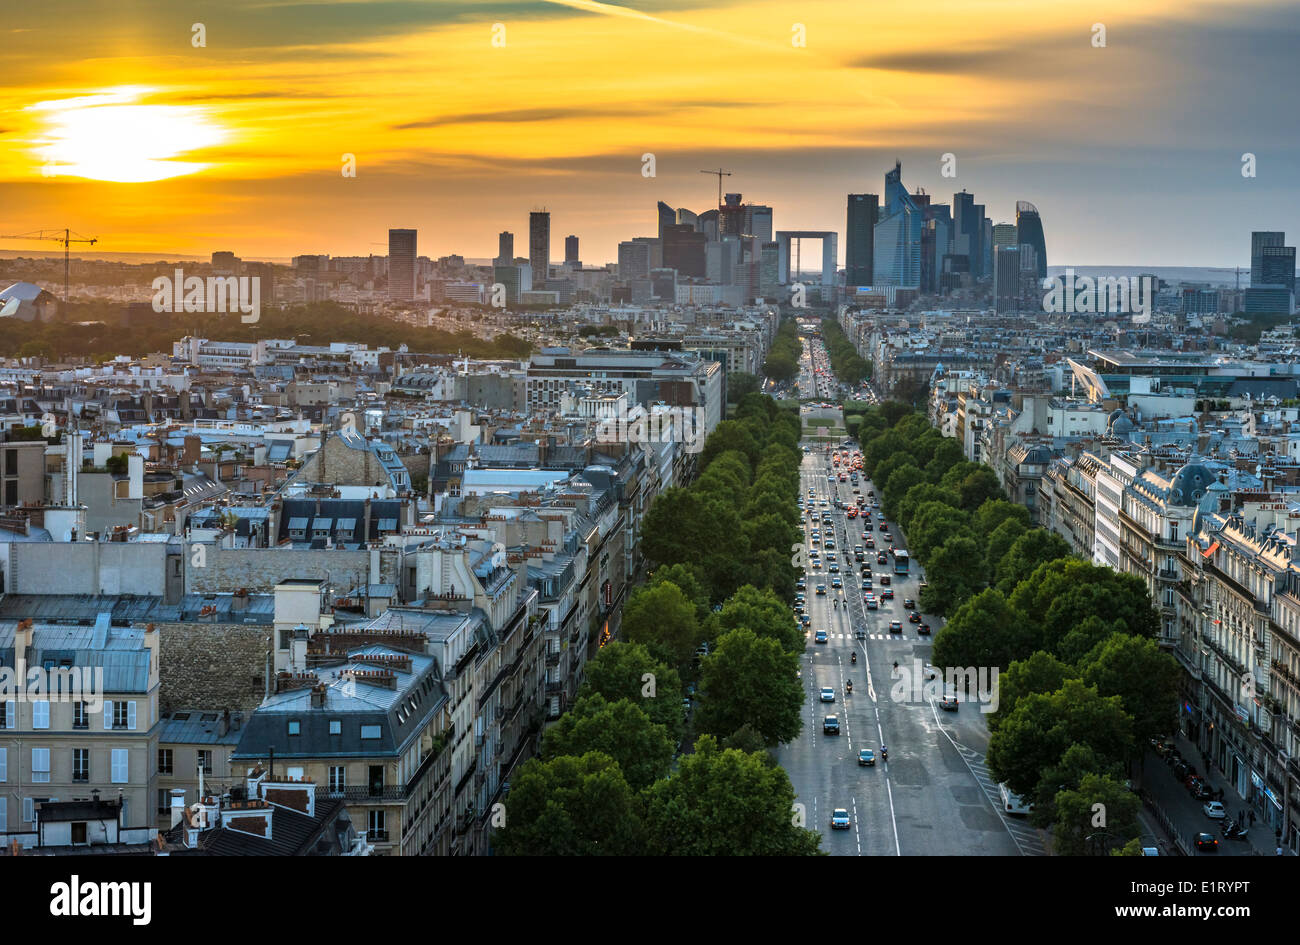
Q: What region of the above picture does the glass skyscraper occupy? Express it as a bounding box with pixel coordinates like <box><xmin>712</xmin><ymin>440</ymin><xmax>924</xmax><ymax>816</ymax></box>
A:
<box><xmin>845</xmin><ymin>193</ymin><xmax>878</xmax><ymax>288</ymax></box>
<box><xmin>873</xmin><ymin>162</ymin><xmax>922</xmax><ymax>287</ymax></box>
<box><xmin>1015</xmin><ymin>201</ymin><xmax>1047</xmax><ymax>280</ymax></box>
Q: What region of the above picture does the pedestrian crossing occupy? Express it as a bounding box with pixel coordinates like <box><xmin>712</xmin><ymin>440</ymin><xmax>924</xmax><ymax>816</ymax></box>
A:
<box><xmin>810</xmin><ymin>632</ymin><xmax>912</xmax><ymax>641</ymax></box>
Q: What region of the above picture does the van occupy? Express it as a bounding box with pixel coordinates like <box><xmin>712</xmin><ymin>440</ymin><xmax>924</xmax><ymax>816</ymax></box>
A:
<box><xmin>998</xmin><ymin>782</ymin><xmax>1033</xmax><ymax>816</ymax></box>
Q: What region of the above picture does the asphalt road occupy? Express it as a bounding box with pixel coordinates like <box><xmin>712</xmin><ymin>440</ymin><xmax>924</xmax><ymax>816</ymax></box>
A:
<box><xmin>775</xmin><ymin>431</ymin><xmax>1044</xmax><ymax>856</ymax></box>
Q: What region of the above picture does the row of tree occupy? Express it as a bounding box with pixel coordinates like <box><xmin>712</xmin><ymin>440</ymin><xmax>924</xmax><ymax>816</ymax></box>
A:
<box><xmin>859</xmin><ymin>405</ymin><xmax>1177</xmax><ymax>855</ymax></box>
<box><xmin>761</xmin><ymin>318</ymin><xmax>801</xmax><ymax>384</ymax></box>
<box><xmin>496</xmin><ymin>391</ymin><xmax>821</xmax><ymax>855</ymax></box>
<box><xmin>819</xmin><ymin>318</ymin><xmax>871</xmax><ymax>385</ymax></box>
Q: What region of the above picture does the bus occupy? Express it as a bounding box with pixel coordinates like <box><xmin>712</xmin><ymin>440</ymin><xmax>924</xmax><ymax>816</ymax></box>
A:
<box><xmin>894</xmin><ymin>550</ymin><xmax>910</xmax><ymax>575</ymax></box>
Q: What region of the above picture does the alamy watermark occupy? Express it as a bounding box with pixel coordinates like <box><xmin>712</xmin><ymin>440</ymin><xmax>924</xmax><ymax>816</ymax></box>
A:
<box><xmin>1042</xmin><ymin>268</ymin><xmax>1152</xmax><ymax>324</ymax></box>
<box><xmin>890</xmin><ymin>659</ymin><xmax>999</xmax><ymax>713</ymax></box>
<box><xmin>0</xmin><ymin>659</ymin><xmax>105</xmax><ymax>712</ymax></box>
<box><xmin>152</xmin><ymin>268</ymin><xmax>261</xmax><ymax>323</ymax></box>
<box><xmin>595</xmin><ymin>406</ymin><xmax>707</xmax><ymax>454</ymax></box>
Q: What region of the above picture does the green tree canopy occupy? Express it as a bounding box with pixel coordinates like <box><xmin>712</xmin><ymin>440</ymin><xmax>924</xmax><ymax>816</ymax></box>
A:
<box><xmin>696</xmin><ymin>628</ymin><xmax>803</xmax><ymax>745</ymax></box>
<box><xmin>541</xmin><ymin>694</ymin><xmax>674</xmax><ymax>791</ymax></box>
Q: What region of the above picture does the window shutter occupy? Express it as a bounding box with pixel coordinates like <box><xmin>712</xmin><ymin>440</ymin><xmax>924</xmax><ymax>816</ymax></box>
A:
<box><xmin>127</xmin><ymin>701</ymin><xmax>137</xmax><ymax>731</ymax></box>
<box><xmin>4</xmin><ymin>700</ymin><xmax>14</xmax><ymax>730</ymax></box>
<box><xmin>0</xmin><ymin>747</ymin><xmax>6</xmax><ymax>782</ymax></box>
<box><xmin>104</xmin><ymin>701</ymin><xmax>114</xmax><ymax>729</ymax></box>
<box><xmin>22</xmin><ymin>797</ymin><xmax>33</xmax><ymax>823</ymax></box>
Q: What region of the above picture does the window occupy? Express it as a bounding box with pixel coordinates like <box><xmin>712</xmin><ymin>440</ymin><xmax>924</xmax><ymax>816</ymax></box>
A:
<box><xmin>368</xmin><ymin>809</ymin><xmax>387</xmax><ymax>841</ymax></box>
<box><xmin>329</xmin><ymin>720</ymin><xmax>342</xmax><ymax>736</ymax></box>
<box><xmin>23</xmin><ymin>797</ymin><xmax>33</xmax><ymax>824</ymax></box>
<box><xmin>32</xmin><ymin>748</ymin><xmax>50</xmax><ymax>783</ymax></box>
<box><xmin>111</xmin><ymin>749</ymin><xmax>129</xmax><ymax>784</ymax></box>
<box><xmin>110</xmin><ymin>701</ymin><xmax>138</xmax><ymax>730</ymax></box>
<box><xmin>0</xmin><ymin>747</ymin><xmax>6</xmax><ymax>781</ymax></box>
<box><xmin>158</xmin><ymin>789</ymin><xmax>172</xmax><ymax>814</ymax></box>
<box><xmin>4</xmin><ymin>449</ymin><xmax>15</xmax><ymax>475</ymax></box>
<box><xmin>0</xmin><ymin>798</ymin><xmax>5</xmax><ymax>833</ymax></box>
<box><xmin>329</xmin><ymin>766</ymin><xmax>346</xmax><ymax>792</ymax></box>
<box><xmin>32</xmin><ymin>701</ymin><xmax>49</xmax><ymax>730</ymax></box>
<box><xmin>73</xmin><ymin>702</ymin><xmax>89</xmax><ymax>729</ymax></box>
<box><xmin>73</xmin><ymin>748</ymin><xmax>89</xmax><ymax>782</ymax></box>
<box><xmin>158</xmin><ymin>749</ymin><xmax>173</xmax><ymax>775</ymax></box>
<box><xmin>288</xmin><ymin>720</ymin><xmax>301</xmax><ymax>736</ymax></box>
<box><xmin>361</xmin><ymin>725</ymin><xmax>381</xmax><ymax>740</ymax></box>
<box><xmin>0</xmin><ymin>700</ymin><xmax>10</xmax><ymax>729</ymax></box>
<box><xmin>71</xmin><ymin>822</ymin><xmax>87</xmax><ymax>844</ymax></box>
<box><xmin>197</xmin><ymin>750</ymin><xmax>212</xmax><ymax>775</ymax></box>
<box><xmin>287</xmin><ymin>766</ymin><xmax>304</xmax><ymax>780</ymax></box>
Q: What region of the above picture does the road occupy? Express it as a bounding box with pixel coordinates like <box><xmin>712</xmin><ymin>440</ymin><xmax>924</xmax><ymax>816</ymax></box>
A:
<box><xmin>776</xmin><ymin>337</ymin><xmax>1042</xmax><ymax>855</ymax></box>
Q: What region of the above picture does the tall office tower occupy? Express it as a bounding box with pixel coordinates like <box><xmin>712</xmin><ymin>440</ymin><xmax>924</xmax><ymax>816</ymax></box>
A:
<box><xmin>529</xmin><ymin>211</ymin><xmax>550</xmax><ymax>286</ymax></box>
<box><xmin>993</xmin><ymin>245</ymin><xmax>1022</xmax><ymax>313</ymax></box>
<box><xmin>873</xmin><ymin>161</ymin><xmax>922</xmax><ymax>287</ymax></box>
<box><xmin>926</xmin><ymin>205</ymin><xmax>952</xmax><ymax>294</ymax></box>
<box><xmin>493</xmin><ymin>263</ymin><xmax>531</xmax><ymax>303</ymax></box>
<box><xmin>760</xmin><ymin>241</ymin><xmax>780</xmax><ymax>298</ymax></box>
<box><xmin>565</xmin><ymin>235</ymin><xmax>580</xmax><ymax>266</ymax></box>
<box><xmin>496</xmin><ymin>231</ymin><xmax>514</xmax><ymax>266</ymax></box>
<box><xmin>706</xmin><ymin>239</ymin><xmax>735</xmax><ymax>284</ymax></box>
<box><xmin>387</xmin><ymin>228</ymin><xmax>417</xmax><ymax>301</ymax></box>
<box><xmin>1015</xmin><ymin>201</ymin><xmax>1047</xmax><ymax>279</ymax></box>
<box><xmin>657</xmin><ymin>201</ymin><xmax>676</xmax><ymax>239</ymax></box>
<box><xmin>719</xmin><ymin>193</ymin><xmax>747</xmax><ymax>238</ymax></box>
<box><xmin>677</xmin><ymin>208</ymin><xmax>699</xmax><ymax>229</ymax></box>
<box><xmin>846</xmin><ymin>194</ymin><xmax>879</xmax><ymax>288</ymax></box>
<box><xmin>992</xmin><ymin>223</ymin><xmax>1018</xmax><ymax>249</ymax></box>
<box><xmin>663</xmin><ymin>224</ymin><xmax>708</xmax><ymax>278</ymax></box>
<box><xmin>1252</xmin><ymin>232</ymin><xmax>1286</xmax><ymax>285</ymax></box>
<box><xmin>698</xmin><ymin>209</ymin><xmax>720</xmax><ymax>242</ymax></box>
<box><xmin>1260</xmin><ymin>244</ymin><xmax>1297</xmax><ymax>293</ymax></box>
<box><xmin>618</xmin><ymin>240</ymin><xmax>653</xmax><ymax>281</ymax></box>
<box><xmin>952</xmin><ymin>191</ymin><xmax>978</xmax><ymax>276</ymax></box>
<box><xmin>746</xmin><ymin>205</ymin><xmax>774</xmax><ymax>242</ymax></box>
<box><xmin>980</xmin><ymin>214</ymin><xmax>992</xmax><ymax>279</ymax></box>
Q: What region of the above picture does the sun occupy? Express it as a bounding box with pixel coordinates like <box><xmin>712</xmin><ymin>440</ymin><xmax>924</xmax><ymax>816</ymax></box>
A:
<box><xmin>29</xmin><ymin>87</ymin><xmax>228</xmax><ymax>183</ymax></box>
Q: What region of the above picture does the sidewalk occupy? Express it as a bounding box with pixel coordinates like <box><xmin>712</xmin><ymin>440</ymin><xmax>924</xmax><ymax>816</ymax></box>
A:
<box><xmin>1133</xmin><ymin>731</ymin><xmax>1284</xmax><ymax>856</ymax></box>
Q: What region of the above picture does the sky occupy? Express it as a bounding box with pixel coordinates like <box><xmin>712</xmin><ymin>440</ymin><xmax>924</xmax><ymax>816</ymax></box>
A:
<box><xmin>1</xmin><ymin>0</ymin><xmax>1298</xmax><ymax>268</ymax></box>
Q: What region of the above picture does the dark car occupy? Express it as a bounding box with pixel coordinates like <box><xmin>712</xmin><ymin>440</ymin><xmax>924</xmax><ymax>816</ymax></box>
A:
<box><xmin>823</xmin><ymin>715</ymin><xmax>840</xmax><ymax>735</ymax></box>
<box><xmin>909</xmin><ymin>612</ymin><xmax>922</xmax><ymax>624</ymax></box>
<box><xmin>877</xmin><ymin>553</ymin><xmax>888</xmax><ymax>564</ymax></box>
<box><xmin>880</xmin><ymin>575</ymin><xmax>891</xmax><ymax>586</ymax></box>
<box><xmin>1195</xmin><ymin>832</ymin><xmax>1218</xmax><ymax>852</ymax></box>
<box><xmin>903</xmin><ymin>598</ymin><xmax>915</xmax><ymax>609</ymax></box>
<box><xmin>889</xmin><ymin>620</ymin><xmax>902</xmax><ymax>633</ymax></box>
<box><xmin>918</xmin><ymin>623</ymin><xmax>931</xmax><ymax>635</ymax></box>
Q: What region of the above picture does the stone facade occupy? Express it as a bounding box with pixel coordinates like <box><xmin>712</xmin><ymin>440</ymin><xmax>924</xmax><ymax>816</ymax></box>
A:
<box><xmin>158</xmin><ymin>622</ymin><xmax>271</xmax><ymax>713</ymax></box>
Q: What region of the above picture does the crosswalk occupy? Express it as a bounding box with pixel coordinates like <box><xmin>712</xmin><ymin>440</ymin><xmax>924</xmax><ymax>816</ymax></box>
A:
<box><xmin>810</xmin><ymin>632</ymin><xmax>914</xmax><ymax>641</ymax></box>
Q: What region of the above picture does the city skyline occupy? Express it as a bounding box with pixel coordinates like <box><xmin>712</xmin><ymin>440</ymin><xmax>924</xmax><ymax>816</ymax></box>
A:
<box><xmin>1</xmin><ymin>0</ymin><xmax>1298</xmax><ymax>266</ymax></box>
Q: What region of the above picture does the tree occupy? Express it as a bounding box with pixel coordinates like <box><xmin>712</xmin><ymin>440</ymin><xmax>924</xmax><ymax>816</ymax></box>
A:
<box><xmin>983</xmin><ymin>517</ymin><xmax>1028</xmax><ymax>581</ymax></box>
<box><xmin>986</xmin><ymin>679</ymin><xmax>1134</xmax><ymax>804</ymax></box>
<box><xmin>924</xmin><ymin>438</ymin><xmax>964</xmax><ymax>477</ymax></box>
<box><xmin>883</xmin><ymin>465</ymin><xmax>927</xmax><ymax>521</ymax></box>
<box><xmin>931</xmin><ymin>588</ymin><xmax>1034</xmax><ymax>672</ymax></box>
<box><xmin>1034</xmin><ymin>742</ymin><xmax>1127</xmax><ymax>828</ymax></box>
<box><xmin>919</xmin><ymin>535</ymin><xmax>983</xmax><ymax>616</ymax></box>
<box><xmin>896</xmin><ymin>483</ymin><xmax>960</xmax><ymax>531</ymax></box>
<box><xmin>541</xmin><ymin>694</ymin><xmax>674</xmax><ymax>791</ymax></box>
<box><xmin>649</xmin><ymin>564</ymin><xmax>711</xmax><ymax>623</ymax></box>
<box><xmin>727</xmin><ymin>372</ymin><xmax>760</xmax><ymax>403</ymax></box>
<box><xmin>579</xmin><ymin>642</ymin><xmax>684</xmax><ymax>744</ymax></box>
<box><xmin>642</xmin><ymin>735</ymin><xmax>820</xmax><ymax>855</ymax></box>
<box><xmin>1080</xmin><ymin>633</ymin><xmax>1181</xmax><ymax>749</ymax></box>
<box><xmin>938</xmin><ymin>460</ymin><xmax>985</xmax><ymax>491</ymax></box>
<box><xmin>1052</xmin><ymin>774</ymin><xmax>1141</xmax><ymax>856</ymax></box>
<box><xmin>742</xmin><ymin>512</ymin><xmax>800</xmax><ymax>565</ymax></box>
<box><xmin>696</xmin><ymin>628</ymin><xmax>803</xmax><ymax>745</ymax></box>
<box><xmin>987</xmin><ymin>650</ymin><xmax>1072</xmax><ymax>733</ymax></box>
<box><xmin>907</xmin><ymin>502</ymin><xmax>973</xmax><ymax>564</ymax></box>
<box><xmin>972</xmin><ymin>499</ymin><xmax>1032</xmax><ymax>541</ymax></box>
<box><xmin>494</xmin><ymin>752</ymin><xmax>644</xmax><ymax>856</ymax></box>
<box><xmin>716</xmin><ymin>584</ymin><xmax>804</xmax><ymax>652</ymax></box>
<box><xmin>622</xmin><ymin>581</ymin><xmax>703</xmax><ymax>668</ymax></box>
<box><xmin>995</xmin><ymin>529</ymin><xmax>1072</xmax><ymax>594</ymax></box>
<box><xmin>1008</xmin><ymin>558</ymin><xmax>1159</xmax><ymax>656</ymax></box>
<box><xmin>956</xmin><ymin>467</ymin><xmax>1004</xmax><ymax>510</ymax></box>
<box><xmin>699</xmin><ymin>420</ymin><xmax>761</xmax><ymax>471</ymax></box>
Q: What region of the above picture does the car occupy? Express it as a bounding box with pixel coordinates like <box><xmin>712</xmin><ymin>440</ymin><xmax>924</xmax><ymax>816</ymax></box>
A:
<box><xmin>882</xmin><ymin>588</ymin><xmax>894</xmax><ymax>600</ymax></box>
<box><xmin>1191</xmin><ymin>782</ymin><xmax>1213</xmax><ymax>801</ymax></box>
<box><xmin>903</xmin><ymin>598</ymin><xmax>915</xmax><ymax>609</ymax></box>
<box><xmin>1203</xmin><ymin>801</ymin><xmax>1226</xmax><ymax>819</ymax></box>
<box><xmin>815</xmin><ymin>629</ymin><xmax>828</xmax><ymax>644</ymax></box>
<box><xmin>831</xmin><ymin>808</ymin><xmax>851</xmax><ymax>830</ymax></box>
<box><xmin>889</xmin><ymin>620</ymin><xmax>902</xmax><ymax>633</ymax></box>
<box><xmin>908</xmin><ymin>612</ymin><xmax>921</xmax><ymax>623</ymax></box>
<box><xmin>865</xmin><ymin>538</ymin><xmax>875</xmax><ymax>549</ymax></box>
<box><xmin>858</xmin><ymin>748</ymin><xmax>876</xmax><ymax>766</ymax></box>
<box><xmin>829</xmin><ymin>564</ymin><xmax>840</xmax><ymax>574</ymax></box>
<box><xmin>879</xmin><ymin>575</ymin><xmax>891</xmax><ymax>586</ymax></box>
<box><xmin>831</xmin><ymin>576</ymin><xmax>842</xmax><ymax>588</ymax></box>
<box><xmin>940</xmin><ymin>695</ymin><xmax>959</xmax><ymax>711</ymax></box>
<box><xmin>862</xmin><ymin>576</ymin><xmax>873</xmax><ymax>588</ymax></box>
<box><xmin>823</xmin><ymin>715</ymin><xmax>840</xmax><ymax>735</ymax></box>
<box><xmin>820</xmin><ymin>686</ymin><xmax>836</xmax><ymax>703</ymax></box>
<box><xmin>863</xmin><ymin>522</ymin><xmax>873</xmax><ymax>531</ymax></box>
<box><xmin>816</xmin><ymin>584</ymin><xmax>826</xmax><ymax>596</ymax></box>
<box><xmin>878</xmin><ymin>553</ymin><xmax>889</xmax><ymax>564</ymax></box>
<box><xmin>1195</xmin><ymin>832</ymin><xmax>1218</xmax><ymax>852</ymax></box>
<box><xmin>918</xmin><ymin>623</ymin><xmax>931</xmax><ymax>635</ymax></box>
<box><xmin>795</xmin><ymin>578</ymin><xmax>806</xmax><ymax>591</ymax></box>
<box><xmin>801</xmin><ymin>614</ymin><xmax>811</xmax><ymax>626</ymax></box>
<box><xmin>864</xmin><ymin>595</ymin><xmax>877</xmax><ymax>609</ymax></box>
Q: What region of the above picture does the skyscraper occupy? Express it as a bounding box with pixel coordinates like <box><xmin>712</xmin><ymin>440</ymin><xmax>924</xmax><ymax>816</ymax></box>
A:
<box><xmin>992</xmin><ymin>223</ymin><xmax>1018</xmax><ymax>249</ymax></box>
<box><xmin>1252</xmin><ymin>232</ymin><xmax>1286</xmax><ymax>286</ymax></box>
<box><xmin>663</xmin><ymin>224</ymin><xmax>707</xmax><ymax>278</ymax></box>
<box><xmin>657</xmin><ymin>201</ymin><xmax>676</xmax><ymax>240</ymax></box>
<box><xmin>1260</xmin><ymin>244</ymin><xmax>1297</xmax><ymax>293</ymax></box>
<box><xmin>1015</xmin><ymin>201</ymin><xmax>1047</xmax><ymax>280</ymax></box>
<box><xmin>565</xmin><ymin>235</ymin><xmax>580</xmax><ymax>266</ymax></box>
<box><xmin>529</xmin><ymin>211</ymin><xmax>550</xmax><ymax>287</ymax></box>
<box><xmin>873</xmin><ymin>162</ymin><xmax>922</xmax><ymax>287</ymax></box>
<box><xmin>496</xmin><ymin>231</ymin><xmax>514</xmax><ymax>266</ymax></box>
<box><xmin>387</xmin><ymin>228</ymin><xmax>417</xmax><ymax>301</ymax></box>
<box><xmin>993</xmin><ymin>245</ymin><xmax>1022</xmax><ymax>313</ymax></box>
<box><xmin>846</xmin><ymin>194</ymin><xmax>878</xmax><ymax>288</ymax></box>
<box><xmin>952</xmin><ymin>191</ymin><xmax>977</xmax><ymax>276</ymax></box>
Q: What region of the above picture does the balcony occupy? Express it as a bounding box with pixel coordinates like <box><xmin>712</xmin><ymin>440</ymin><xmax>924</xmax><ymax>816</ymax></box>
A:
<box><xmin>326</xmin><ymin>785</ymin><xmax>408</xmax><ymax>802</ymax></box>
<box><xmin>545</xmin><ymin>650</ymin><xmax>561</xmax><ymax>667</ymax></box>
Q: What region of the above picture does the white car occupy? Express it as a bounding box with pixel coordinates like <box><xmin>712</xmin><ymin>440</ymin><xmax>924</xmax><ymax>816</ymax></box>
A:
<box><xmin>831</xmin><ymin>808</ymin><xmax>851</xmax><ymax>830</ymax></box>
<box><xmin>1203</xmin><ymin>800</ymin><xmax>1226</xmax><ymax>819</ymax></box>
<box><xmin>820</xmin><ymin>687</ymin><xmax>835</xmax><ymax>703</ymax></box>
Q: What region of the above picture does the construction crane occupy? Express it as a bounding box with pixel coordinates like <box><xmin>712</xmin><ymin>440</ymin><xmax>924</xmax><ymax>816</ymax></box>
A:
<box><xmin>0</xmin><ymin>228</ymin><xmax>98</xmax><ymax>303</ymax></box>
<box><xmin>700</xmin><ymin>167</ymin><xmax>732</xmax><ymax>209</ymax></box>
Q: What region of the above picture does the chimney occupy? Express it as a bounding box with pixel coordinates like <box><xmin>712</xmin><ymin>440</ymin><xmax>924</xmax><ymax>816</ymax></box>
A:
<box><xmin>14</xmin><ymin>619</ymin><xmax>34</xmax><ymax>662</ymax></box>
<box><xmin>310</xmin><ymin>683</ymin><xmax>327</xmax><ymax>708</ymax></box>
<box><xmin>232</xmin><ymin>587</ymin><xmax>249</xmax><ymax>612</ymax></box>
<box><xmin>169</xmin><ymin>789</ymin><xmax>187</xmax><ymax>829</ymax></box>
<box><xmin>291</xmin><ymin>624</ymin><xmax>309</xmax><ymax>671</ymax></box>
